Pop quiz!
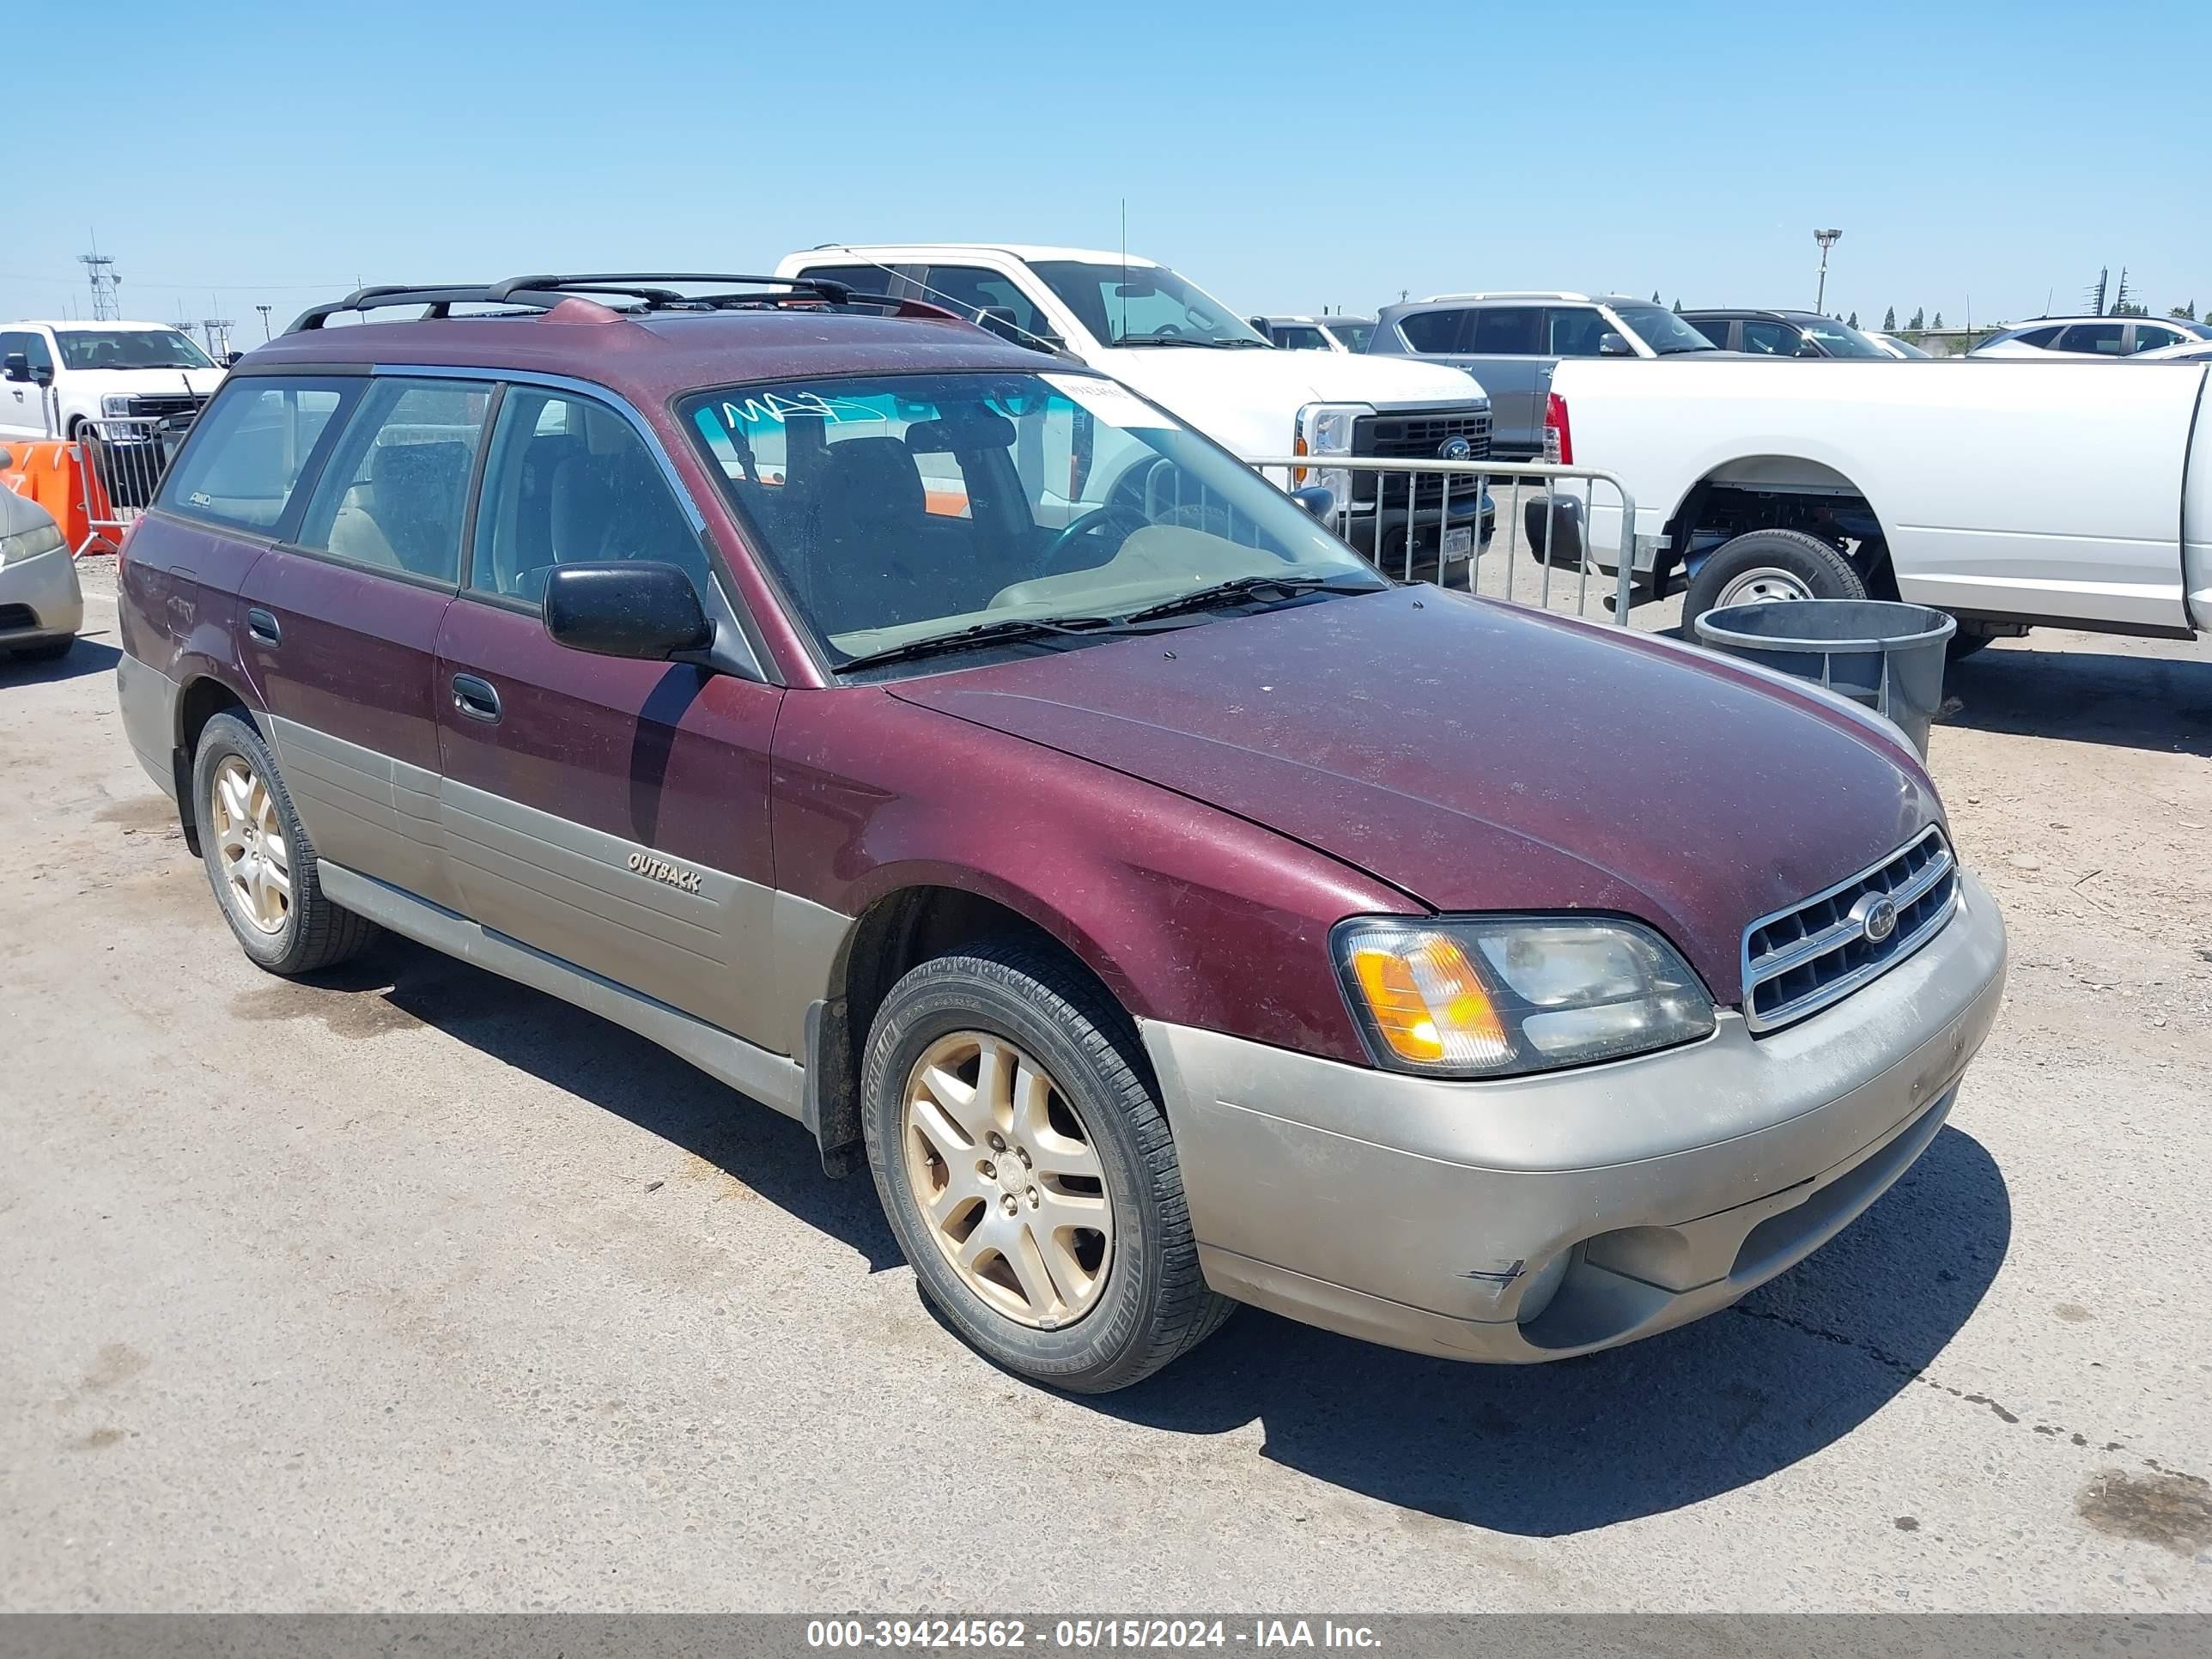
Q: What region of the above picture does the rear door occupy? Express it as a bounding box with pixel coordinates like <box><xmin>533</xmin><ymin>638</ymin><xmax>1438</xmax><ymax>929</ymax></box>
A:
<box><xmin>238</xmin><ymin>374</ymin><xmax>490</xmax><ymax>911</ymax></box>
<box><xmin>432</xmin><ymin>382</ymin><xmax>789</xmax><ymax>1051</ymax></box>
<box><xmin>1453</xmin><ymin>307</ymin><xmax>1545</xmax><ymax>456</ymax></box>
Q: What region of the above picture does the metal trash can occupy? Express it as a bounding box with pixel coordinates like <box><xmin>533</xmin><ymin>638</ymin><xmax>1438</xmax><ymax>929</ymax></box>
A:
<box><xmin>1692</xmin><ymin>599</ymin><xmax>1957</xmax><ymax>757</ymax></box>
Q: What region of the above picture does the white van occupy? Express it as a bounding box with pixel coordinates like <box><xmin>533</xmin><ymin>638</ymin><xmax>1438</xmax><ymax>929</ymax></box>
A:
<box><xmin>774</xmin><ymin>245</ymin><xmax>1495</xmax><ymax>575</ymax></box>
<box><xmin>0</xmin><ymin>321</ymin><xmax>228</xmax><ymax>443</ymax></box>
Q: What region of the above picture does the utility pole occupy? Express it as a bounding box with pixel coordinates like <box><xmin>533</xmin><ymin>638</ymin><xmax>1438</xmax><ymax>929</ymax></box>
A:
<box><xmin>256</xmin><ymin>305</ymin><xmax>273</xmax><ymax>342</ymax></box>
<box><xmin>78</xmin><ymin>234</ymin><xmax>121</xmax><ymax>321</ymax></box>
<box><xmin>202</xmin><ymin>318</ymin><xmax>236</xmax><ymax>359</ymax></box>
<box><xmin>1814</xmin><ymin>228</ymin><xmax>1842</xmax><ymax>314</ymax></box>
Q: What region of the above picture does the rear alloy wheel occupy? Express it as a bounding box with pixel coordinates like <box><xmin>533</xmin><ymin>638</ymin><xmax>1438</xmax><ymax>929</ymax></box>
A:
<box><xmin>191</xmin><ymin>711</ymin><xmax>377</xmax><ymax>975</ymax></box>
<box><xmin>1682</xmin><ymin>527</ymin><xmax>1867</xmax><ymax>635</ymax></box>
<box><xmin>862</xmin><ymin>941</ymin><xmax>1234</xmax><ymax>1392</ymax></box>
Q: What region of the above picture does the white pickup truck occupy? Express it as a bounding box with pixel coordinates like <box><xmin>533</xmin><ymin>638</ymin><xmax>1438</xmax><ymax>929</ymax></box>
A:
<box><xmin>1538</xmin><ymin>356</ymin><xmax>2212</xmax><ymax>653</ymax></box>
<box><xmin>774</xmin><ymin>243</ymin><xmax>1498</xmax><ymax>576</ymax></box>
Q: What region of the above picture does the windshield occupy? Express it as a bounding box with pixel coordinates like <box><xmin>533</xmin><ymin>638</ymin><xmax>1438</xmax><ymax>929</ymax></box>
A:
<box><xmin>1796</xmin><ymin>318</ymin><xmax>1887</xmax><ymax>358</ymax></box>
<box><xmin>55</xmin><ymin>328</ymin><xmax>216</xmax><ymax>371</ymax></box>
<box><xmin>1611</xmin><ymin>304</ymin><xmax>1722</xmax><ymax>356</ymax></box>
<box><xmin>1029</xmin><ymin>261</ymin><xmax>1271</xmax><ymax>349</ymax></box>
<box><xmin>681</xmin><ymin>370</ymin><xmax>1378</xmax><ymax>672</ymax></box>
<box><xmin>1324</xmin><ymin>320</ymin><xmax>1376</xmax><ymax>352</ymax></box>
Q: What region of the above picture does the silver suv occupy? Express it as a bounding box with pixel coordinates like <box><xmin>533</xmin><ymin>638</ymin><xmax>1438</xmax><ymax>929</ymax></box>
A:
<box><xmin>1368</xmin><ymin>292</ymin><xmax>1722</xmax><ymax>457</ymax></box>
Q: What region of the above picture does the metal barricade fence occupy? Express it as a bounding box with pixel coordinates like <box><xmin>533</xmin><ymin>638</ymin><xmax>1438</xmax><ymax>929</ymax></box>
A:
<box><xmin>1243</xmin><ymin>455</ymin><xmax>1646</xmax><ymax>627</ymax></box>
<box><xmin>74</xmin><ymin>416</ymin><xmax>179</xmax><ymax>556</ymax></box>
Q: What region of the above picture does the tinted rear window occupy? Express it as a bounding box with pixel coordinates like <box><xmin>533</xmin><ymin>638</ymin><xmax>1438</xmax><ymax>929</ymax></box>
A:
<box><xmin>1397</xmin><ymin>311</ymin><xmax>1468</xmax><ymax>353</ymax></box>
<box><xmin>156</xmin><ymin>378</ymin><xmax>357</xmax><ymax>533</ymax></box>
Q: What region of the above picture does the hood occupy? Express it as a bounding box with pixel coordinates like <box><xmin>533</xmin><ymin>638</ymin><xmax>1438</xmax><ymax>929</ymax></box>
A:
<box><xmin>889</xmin><ymin>591</ymin><xmax>1942</xmax><ymax>1005</ymax></box>
<box><xmin>1090</xmin><ymin>344</ymin><xmax>1487</xmax><ymax>459</ymax></box>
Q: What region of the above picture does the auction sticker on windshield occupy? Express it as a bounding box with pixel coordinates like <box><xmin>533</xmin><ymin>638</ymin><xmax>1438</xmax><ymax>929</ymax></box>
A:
<box><xmin>1042</xmin><ymin>374</ymin><xmax>1179</xmax><ymax>430</ymax></box>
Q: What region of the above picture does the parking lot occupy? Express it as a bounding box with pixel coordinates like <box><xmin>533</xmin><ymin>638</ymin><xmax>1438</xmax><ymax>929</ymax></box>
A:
<box><xmin>3</xmin><ymin>558</ymin><xmax>2208</xmax><ymax>1612</ymax></box>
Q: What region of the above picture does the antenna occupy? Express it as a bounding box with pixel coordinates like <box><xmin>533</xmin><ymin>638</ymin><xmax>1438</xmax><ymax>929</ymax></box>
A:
<box><xmin>78</xmin><ymin>231</ymin><xmax>121</xmax><ymax>321</ymax></box>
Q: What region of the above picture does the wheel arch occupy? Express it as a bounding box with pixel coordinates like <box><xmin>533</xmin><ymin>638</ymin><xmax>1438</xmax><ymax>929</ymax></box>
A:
<box><xmin>169</xmin><ymin>672</ymin><xmax>262</xmax><ymax>853</ymax></box>
<box><xmin>805</xmin><ymin>876</ymin><xmax>1147</xmax><ymax>1178</ymax></box>
<box><xmin>1662</xmin><ymin>453</ymin><xmax>1895</xmax><ymax>596</ymax></box>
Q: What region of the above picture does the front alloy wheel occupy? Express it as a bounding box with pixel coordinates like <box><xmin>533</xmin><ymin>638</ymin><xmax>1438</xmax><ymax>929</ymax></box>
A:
<box><xmin>902</xmin><ymin>1031</ymin><xmax>1113</xmax><ymax>1328</ymax></box>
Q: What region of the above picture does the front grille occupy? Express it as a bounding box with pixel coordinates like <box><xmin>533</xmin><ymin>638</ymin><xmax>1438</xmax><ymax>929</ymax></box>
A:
<box><xmin>124</xmin><ymin>394</ymin><xmax>204</xmax><ymax>420</ymax></box>
<box><xmin>1741</xmin><ymin>827</ymin><xmax>1958</xmax><ymax>1033</ymax></box>
<box><xmin>1350</xmin><ymin>408</ymin><xmax>1492</xmax><ymax>507</ymax></box>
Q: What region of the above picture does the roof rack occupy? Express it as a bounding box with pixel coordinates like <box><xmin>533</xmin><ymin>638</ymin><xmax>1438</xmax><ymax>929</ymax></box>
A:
<box><xmin>283</xmin><ymin>272</ymin><xmax>953</xmax><ymax>334</ymax></box>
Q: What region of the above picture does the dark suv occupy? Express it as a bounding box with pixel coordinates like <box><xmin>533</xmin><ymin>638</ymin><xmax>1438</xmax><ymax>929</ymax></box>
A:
<box><xmin>113</xmin><ymin>273</ymin><xmax>2006</xmax><ymax>1393</ymax></box>
<box><xmin>1680</xmin><ymin>310</ymin><xmax>1890</xmax><ymax>358</ymax></box>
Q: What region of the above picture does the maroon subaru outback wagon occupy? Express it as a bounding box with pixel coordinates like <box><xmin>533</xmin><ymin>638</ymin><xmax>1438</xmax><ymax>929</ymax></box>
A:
<box><xmin>114</xmin><ymin>273</ymin><xmax>2007</xmax><ymax>1392</ymax></box>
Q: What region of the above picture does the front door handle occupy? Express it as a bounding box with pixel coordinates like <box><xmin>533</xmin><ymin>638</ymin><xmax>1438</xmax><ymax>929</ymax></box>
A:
<box><xmin>246</xmin><ymin>607</ymin><xmax>282</xmax><ymax>647</ymax></box>
<box><xmin>451</xmin><ymin>673</ymin><xmax>501</xmax><ymax>724</ymax></box>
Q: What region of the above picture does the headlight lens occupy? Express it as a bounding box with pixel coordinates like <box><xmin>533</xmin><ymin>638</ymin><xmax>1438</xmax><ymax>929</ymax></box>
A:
<box><xmin>1292</xmin><ymin>401</ymin><xmax>1370</xmax><ymax>505</ymax></box>
<box><xmin>0</xmin><ymin>521</ymin><xmax>65</xmax><ymax>565</ymax></box>
<box><xmin>101</xmin><ymin>395</ymin><xmax>132</xmax><ymax>417</ymax></box>
<box><xmin>1334</xmin><ymin>915</ymin><xmax>1716</xmax><ymax>1077</ymax></box>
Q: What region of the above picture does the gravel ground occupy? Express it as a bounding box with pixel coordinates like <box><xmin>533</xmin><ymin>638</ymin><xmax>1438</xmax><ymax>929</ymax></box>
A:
<box><xmin>2</xmin><ymin>557</ymin><xmax>2208</xmax><ymax>1613</ymax></box>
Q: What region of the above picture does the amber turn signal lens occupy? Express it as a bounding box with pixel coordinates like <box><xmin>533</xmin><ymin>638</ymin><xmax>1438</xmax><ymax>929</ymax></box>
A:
<box><xmin>1350</xmin><ymin>935</ymin><xmax>1510</xmax><ymax>1069</ymax></box>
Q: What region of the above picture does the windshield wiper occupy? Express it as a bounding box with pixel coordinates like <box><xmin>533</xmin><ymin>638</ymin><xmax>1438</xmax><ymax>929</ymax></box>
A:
<box><xmin>1121</xmin><ymin>572</ymin><xmax>1381</xmax><ymax>625</ymax></box>
<box><xmin>1110</xmin><ymin>335</ymin><xmax>1265</xmax><ymax>349</ymax></box>
<box><xmin>836</xmin><ymin>615</ymin><xmax>1135</xmax><ymax>673</ymax></box>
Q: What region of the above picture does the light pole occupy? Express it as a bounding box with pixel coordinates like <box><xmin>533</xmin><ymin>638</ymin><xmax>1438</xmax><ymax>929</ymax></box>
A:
<box><xmin>256</xmin><ymin>304</ymin><xmax>273</xmax><ymax>341</ymax></box>
<box><xmin>1814</xmin><ymin>228</ymin><xmax>1842</xmax><ymax>314</ymax></box>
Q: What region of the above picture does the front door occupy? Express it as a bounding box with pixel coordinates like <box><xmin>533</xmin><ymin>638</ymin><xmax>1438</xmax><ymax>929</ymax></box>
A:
<box><xmin>0</xmin><ymin>330</ymin><xmax>55</xmax><ymax>440</ymax></box>
<box><xmin>239</xmin><ymin>374</ymin><xmax>488</xmax><ymax>911</ymax></box>
<box><xmin>433</xmin><ymin>384</ymin><xmax>787</xmax><ymax>1050</ymax></box>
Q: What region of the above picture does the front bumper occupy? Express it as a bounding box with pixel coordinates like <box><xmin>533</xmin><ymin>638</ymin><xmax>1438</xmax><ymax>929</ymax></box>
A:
<box><xmin>1345</xmin><ymin>490</ymin><xmax>1497</xmax><ymax>574</ymax></box>
<box><xmin>1139</xmin><ymin>870</ymin><xmax>2008</xmax><ymax>1363</ymax></box>
<box><xmin>0</xmin><ymin>544</ymin><xmax>84</xmax><ymax>645</ymax></box>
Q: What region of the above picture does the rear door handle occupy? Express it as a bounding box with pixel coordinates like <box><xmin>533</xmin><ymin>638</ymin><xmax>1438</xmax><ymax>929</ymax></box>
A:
<box><xmin>451</xmin><ymin>673</ymin><xmax>501</xmax><ymax>724</ymax></box>
<box><xmin>246</xmin><ymin>607</ymin><xmax>282</xmax><ymax>647</ymax></box>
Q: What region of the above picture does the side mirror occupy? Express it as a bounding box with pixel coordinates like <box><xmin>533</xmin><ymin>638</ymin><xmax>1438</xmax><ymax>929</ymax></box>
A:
<box><xmin>975</xmin><ymin>306</ymin><xmax>1059</xmax><ymax>352</ymax></box>
<box><xmin>1796</xmin><ymin>338</ymin><xmax>1824</xmax><ymax>358</ymax></box>
<box><xmin>0</xmin><ymin>447</ymin><xmax>14</xmax><ymax>470</ymax></box>
<box><xmin>221</xmin><ymin>351</ymin><xmax>245</xmax><ymax>368</ymax></box>
<box><xmin>1289</xmin><ymin>485</ymin><xmax>1336</xmax><ymax>520</ymax></box>
<box><xmin>2</xmin><ymin>353</ymin><xmax>30</xmax><ymax>384</ymax></box>
<box><xmin>1597</xmin><ymin>331</ymin><xmax>1632</xmax><ymax>357</ymax></box>
<box><xmin>543</xmin><ymin>562</ymin><xmax>713</xmax><ymax>662</ymax></box>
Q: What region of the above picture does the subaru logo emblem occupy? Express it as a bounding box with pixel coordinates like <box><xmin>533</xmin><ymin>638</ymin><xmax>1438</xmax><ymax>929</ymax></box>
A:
<box><xmin>1850</xmin><ymin>893</ymin><xmax>1899</xmax><ymax>945</ymax></box>
<box><xmin>1438</xmin><ymin>436</ymin><xmax>1474</xmax><ymax>462</ymax></box>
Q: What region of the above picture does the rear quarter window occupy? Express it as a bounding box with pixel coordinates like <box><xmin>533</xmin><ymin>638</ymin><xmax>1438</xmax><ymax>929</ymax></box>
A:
<box><xmin>1397</xmin><ymin>311</ymin><xmax>1469</xmax><ymax>353</ymax></box>
<box><xmin>156</xmin><ymin>378</ymin><xmax>356</xmax><ymax>533</ymax></box>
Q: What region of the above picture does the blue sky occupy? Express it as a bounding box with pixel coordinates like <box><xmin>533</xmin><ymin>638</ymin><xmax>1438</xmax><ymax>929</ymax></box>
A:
<box><xmin>5</xmin><ymin>0</ymin><xmax>2204</xmax><ymax>338</ymax></box>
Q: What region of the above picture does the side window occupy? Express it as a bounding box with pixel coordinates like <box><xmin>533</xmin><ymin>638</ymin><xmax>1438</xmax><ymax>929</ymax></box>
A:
<box><xmin>1741</xmin><ymin>319</ymin><xmax>1796</xmax><ymax>356</ymax></box>
<box><xmin>1468</xmin><ymin>307</ymin><xmax>1541</xmax><ymax>354</ymax></box>
<box><xmin>294</xmin><ymin>378</ymin><xmax>489</xmax><ymax>583</ymax></box>
<box><xmin>1685</xmin><ymin>318</ymin><xmax>1732</xmax><ymax>349</ymax></box>
<box><xmin>471</xmin><ymin>388</ymin><xmax>707</xmax><ymax>605</ymax></box>
<box><xmin>2018</xmin><ymin>326</ymin><xmax>2065</xmax><ymax>348</ymax></box>
<box><xmin>1544</xmin><ymin>307</ymin><xmax>1609</xmax><ymax>356</ymax></box>
<box><xmin>791</xmin><ymin>263</ymin><xmax>902</xmax><ymax>314</ymax></box>
<box><xmin>23</xmin><ymin>331</ymin><xmax>54</xmax><ymax>374</ymax></box>
<box><xmin>155</xmin><ymin>378</ymin><xmax>353</xmax><ymax>532</ymax></box>
<box><xmin>2056</xmin><ymin>323</ymin><xmax>2124</xmax><ymax>356</ymax></box>
<box><xmin>919</xmin><ymin>265</ymin><xmax>1053</xmax><ymax>347</ymax></box>
<box><xmin>1277</xmin><ymin>326</ymin><xmax>1331</xmax><ymax>350</ymax></box>
<box><xmin>2129</xmin><ymin>325</ymin><xmax>2183</xmax><ymax>355</ymax></box>
<box><xmin>1398</xmin><ymin>310</ymin><xmax>1468</xmax><ymax>353</ymax></box>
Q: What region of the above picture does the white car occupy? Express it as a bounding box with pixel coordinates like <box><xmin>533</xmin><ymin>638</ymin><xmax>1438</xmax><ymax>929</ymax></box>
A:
<box><xmin>1866</xmin><ymin>331</ymin><xmax>1932</xmax><ymax>360</ymax></box>
<box><xmin>774</xmin><ymin>245</ymin><xmax>1494</xmax><ymax>576</ymax></box>
<box><xmin>1532</xmin><ymin>356</ymin><xmax>2212</xmax><ymax>653</ymax></box>
<box><xmin>0</xmin><ymin>447</ymin><xmax>83</xmax><ymax>661</ymax></box>
<box><xmin>1969</xmin><ymin>316</ymin><xmax>2212</xmax><ymax>359</ymax></box>
<box><xmin>0</xmin><ymin>320</ymin><xmax>228</xmax><ymax>442</ymax></box>
<box><xmin>2127</xmin><ymin>337</ymin><xmax>2212</xmax><ymax>364</ymax></box>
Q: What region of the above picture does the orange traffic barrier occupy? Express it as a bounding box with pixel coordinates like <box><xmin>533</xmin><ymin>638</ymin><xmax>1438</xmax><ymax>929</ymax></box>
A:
<box><xmin>0</xmin><ymin>439</ymin><xmax>113</xmax><ymax>555</ymax></box>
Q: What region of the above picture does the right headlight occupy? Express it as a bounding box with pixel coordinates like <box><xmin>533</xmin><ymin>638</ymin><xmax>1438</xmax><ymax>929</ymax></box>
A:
<box><xmin>1292</xmin><ymin>401</ymin><xmax>1370</xmax><ymax>505</ymax></box>
<box><xmin>0</xmin><ymin>520</ymin><xmax>64</xmax><ymax>566</ymax></box>
<box><xmin>1334</xmin><ymin>915</ymin><xmax>1716</xmax><ymax>1078</ymax></box>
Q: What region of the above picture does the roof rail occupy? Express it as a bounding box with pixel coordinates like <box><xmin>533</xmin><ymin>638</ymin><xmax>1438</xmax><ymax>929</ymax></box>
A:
<box><xmin>283</xmin><ymin>272</ymin><xmax>954</xmax><ymax>334</ymax></box>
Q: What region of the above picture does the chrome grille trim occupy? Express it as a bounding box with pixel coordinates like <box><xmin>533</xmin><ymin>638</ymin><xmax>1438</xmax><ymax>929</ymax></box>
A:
<box><xmin>1741</xmin><ymin>827</ymin><xmax>1959</xmax><ymax>1034</ymax></box>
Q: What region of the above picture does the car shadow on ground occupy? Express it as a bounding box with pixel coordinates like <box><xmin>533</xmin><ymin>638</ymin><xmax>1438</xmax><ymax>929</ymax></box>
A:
<box><xmin>292</xmin><ymin>934</ymin><xmax>2008</xmax><ymax>1538</ymax></box>
<box><xmin>1942</xmin><ymin>643</ymin><xmax>2211</xmax><ymax>757</ymax></box>
<box><xmin>1</xmin><ymin>634</ymin><xmax>122</xmax><ymax>685</ymax></box>
<box><xmin>1085</xmin><ymin>1120</ymin><xmax>2009</xmax><ymax>1535</ymax></box>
